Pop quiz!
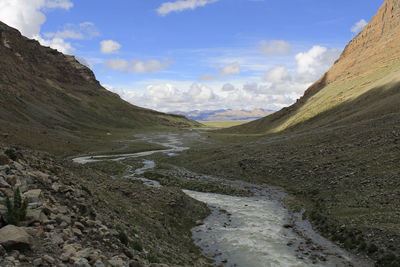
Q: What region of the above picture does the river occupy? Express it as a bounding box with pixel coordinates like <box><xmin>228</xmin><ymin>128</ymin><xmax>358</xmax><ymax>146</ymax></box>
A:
<box><xmin>72</xmin><ymin>131</ymin><xmax>371</xmax><ymax>267</ymax></box>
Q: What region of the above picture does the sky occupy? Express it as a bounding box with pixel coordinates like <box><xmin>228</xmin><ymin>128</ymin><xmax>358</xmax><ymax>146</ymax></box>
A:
<box><xmin>0</xmin><ymin>0</ymin><xmax>384</xmax><ymax>112</ymax></box>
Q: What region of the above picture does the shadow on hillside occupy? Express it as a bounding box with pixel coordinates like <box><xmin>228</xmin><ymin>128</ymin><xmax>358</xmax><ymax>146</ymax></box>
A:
<box><xmin>281</xmin><ymin>80</ymin><xmax>400</xmax><ymax>134</ymax></box>
<box><xmin>225</xmin><ymin>79</ymin><xmax>400</xmax><ymax>135</ymax></box>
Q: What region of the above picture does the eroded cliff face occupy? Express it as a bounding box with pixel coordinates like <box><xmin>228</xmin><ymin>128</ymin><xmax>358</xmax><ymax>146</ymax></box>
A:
<box><xmin>228</xmin><ymin>0</ymin><xmax>400</xmax><ymax>134</ymax></box>
<box><xmin>326</xmin><ymin>0</ymin><xmax>400</xmax><ymax>84</ymax></box>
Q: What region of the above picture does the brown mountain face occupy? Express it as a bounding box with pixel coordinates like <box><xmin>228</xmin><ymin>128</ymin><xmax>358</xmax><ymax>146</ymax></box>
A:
<box><xmin>0</xmin><ymin>21</ymin><xmax>199</xmax><ymax>154</ymax></box>
<box><xmin>227</xmin><ymin>0</ymin><xmax>400</xmax><ymax>134</ymax></box>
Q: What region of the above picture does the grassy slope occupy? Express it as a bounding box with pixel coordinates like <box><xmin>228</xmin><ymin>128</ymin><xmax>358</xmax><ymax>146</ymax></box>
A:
<box><xmin>171</xmin><ymin>1</ymin><xmax>400</xmax><ymax>265</ymax></box>
<box><xmin>0</xmin><ymin>21</ymin><xmax>200</xmax><ymax>156</ymax></box>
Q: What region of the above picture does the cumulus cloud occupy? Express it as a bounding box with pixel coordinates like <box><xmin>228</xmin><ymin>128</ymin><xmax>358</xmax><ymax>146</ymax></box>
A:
<box><xmin>295</xmin><ymin>45</ymin><xmax>341</xmax><ymax>81</ymax></box>
<box><xmin>0</xmin><ymin>0</ymin><xmax>73</xmax><ymax>38</ymax></box>
<box><xmin>105</xmin><ymin>80</ymin><xmax>300</xmax><ymax>112</ymax></box>
<box><xmin>34</xmin><ymin>35</ymin><xmax>74</xmax><ymax>54</ymax></box>
<box><xmin>100</xmin><ymin>40</ymin><xmax>121</xmax><ymax>54</ymax></box>
<box><xmin>105</xmin><ymin>58</ymin><xmax>172</xmax><ymax>74</ymax></box>
<box><xmin>44</xmin><ymin>22</ymin><xmax>99</xmax><ymax>40</ymax></box>
<box><xmin>44</xmin><ymin>0</ymin><xmax>73</xmax><ymax>9</ymax></box>
<box><xmin>221</xmin><ymin>83</ymin><xmax>235</xmax><ymax>91</ymax></box>
<box><xmin>264</xmin><ymin>66</ymin><xmax>291</xmax><ymax>83</ymax></box>
<box><xmin>351</xmin><ymin>19</ymin><xmax>368</xmax><ymax>33</ymax></box>
<box><xmin>259</xmin><ymin>40</ymin><xmax>292</xmax><ymax>56</ymax></box>
<box><xmin>157</xmin><ymin>0</ymin><xmax>218</xmax><ymax>16</ymax></box>
<box><xmin>0</xmin><ymin>0</ymin><xmax>77</xmax><ymax>54</ymax></box>
<box><xmin>198</xmin><ymin>74</ymin><xmax>216</xmax><ymax>81</ymax></box>
<box><xmin>219</xmin><ymin>62</ymin><xmax>241</xmax><ymax>76</ymax></box>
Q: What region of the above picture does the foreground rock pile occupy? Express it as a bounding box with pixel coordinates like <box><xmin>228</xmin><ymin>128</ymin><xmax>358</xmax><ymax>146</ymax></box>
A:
<box><xmin>0</xmin><ymin>146</ymin><xmax>178</xmax><ymax>267</ymax></box>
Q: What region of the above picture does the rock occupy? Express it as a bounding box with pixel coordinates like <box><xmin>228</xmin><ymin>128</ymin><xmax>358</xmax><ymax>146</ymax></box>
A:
<box><xmin>0</xmin><ymin>225</ymin><xmax>33</xmax><ymax>251</ymax></box>
<box><xmin>93</xmin><ymin>260</ymin><xmax>106</xmax><ymax>267</ymax></box>
<box><xmin>0</xmin><ymin>176</ymin><xmax>11</xmax><ymax>188</ymax></box>
<box><xmin>108</xmin><ymin>256</ymin><xmax>129</xmax><ymax>267</ymax></box>
<box><xmin>26</xmin><ymin>209</ymin><xmax>47</xmax><ymax>224</ymax></box>
<box><xmin>23</xmin><ymin>189</ymin><xmax>42</xmax><ymax>202</ymax></box>
<box><xmin>72</xmin><ymin>227</ymin><xmax>83</xmax><ymax>237</ymax></box>
<box><xmin>30</xmin><ymin>171</ymin><xmax>50</xmax><ymax>184</ymax></box>
<box><xmin>51</xmin><ymin>183</ymin><xmax>61</xmax><ymax>192</ymax></box>
<box><xmin>56</xmin><ymin>214</ymin><xmax>72</xmax><ymax>225</ymax></box>
<box><xmin>32</xmin><ymin>258</ymin><xmax>42</xmax><ymax>266</ymax></box>
<box><xmin>50</xmin><ymin>232</ymin><xmax>64</xmax><ymax>246</ymax></box>
<box><xmin>73</xmin><ymin>257</ymin><xmax>91</xmax><ymax>267</ymax></box>
<box><xmin>0</xmin><ymin>204</ymin><xmax>7</xmax><ymax>214</ymax></box>
<box><xmin>0</xmin><ymin>244</ymin><xmax>6</xmax><ymax>256</ymax></box>
<box><xmin>74</xmin><ymin>221</ymin><xmax>85</xmax><ymax>230</ymax></box>
<box><xmin>0</xmin><ymin>155</ymin><xmax>9</xmax><ymax>165</ymax></box>
<box><xmin>76</xmin><ymin>248</ymin><xmax>92</xmax><ymax>258</ymax></box>
<box><xmin>195</xmin><ymin>220</ymin><xmax>204</xmax><ymax>226</ymax></box>
<box><xmin>42</xmin><ymin>254</ymin><xmax>55</xmax><ymax>264</ymax></box>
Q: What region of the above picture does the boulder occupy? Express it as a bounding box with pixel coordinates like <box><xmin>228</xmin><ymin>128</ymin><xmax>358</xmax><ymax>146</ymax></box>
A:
<box><xmin>0</xmin><ymin>225</ymin><xmax>33</xmax><ymax>250</ymax></box>
<box><xmin>23</xmin><ymin>189</ymin><xmax>42</xmax><ymax>202</ymax></box>
<box><xmin>0</xmin><ymin>155</ymin><xmax>9</xmax><ymax>165</ymax></box>
<box><xmin>0</xmin><ymin>176</ymin><xmax>11</xmax><ymax>188</ymax></box>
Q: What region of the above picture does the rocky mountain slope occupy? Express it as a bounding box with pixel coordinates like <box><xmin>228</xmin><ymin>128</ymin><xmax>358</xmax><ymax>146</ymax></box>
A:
<box><xmin>0</xmin><ymin>145</ymin><xmax>211</xmax><ymax>267</ymax></box>
<box><xmin>226</xmin><ymin>0</ymin><xmax>400</xmax><ymax>134</ymax></box>
<box><xmin>0</xmin><ymin>21</ymin><xmax>199</xmax><ymax>155</ymax></box>
<box><xmin>171</xmin><ymin>0</ymin><xmax>400</xmax><ymax>265</ymax></box>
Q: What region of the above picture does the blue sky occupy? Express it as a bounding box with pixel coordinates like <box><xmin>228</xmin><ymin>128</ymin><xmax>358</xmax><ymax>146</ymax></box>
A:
<box><xmin>0</xmin><ymin>0</ymin><xmax>383</xmax><ymax>111</ymax></box>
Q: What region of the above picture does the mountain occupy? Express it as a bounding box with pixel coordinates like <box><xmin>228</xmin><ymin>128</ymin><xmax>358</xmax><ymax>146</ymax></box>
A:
<box><xmin>225</xmin><ymin>0</ymin><xmax>400</xmax><ymax>134</ymax></box>
<box><xmin>0</xmin><ymin>21</ymin><xmax>199</xmax><ymax>154</ymax></box>
<box><xmin>173</xmin><ymin>109</ymin><xmax>274</xmax><ymax>122</ymax></box>
<box><xmin>172</xmin><ymin>1</ymin><xmax>400</xmax><ymax>264</ymax></box>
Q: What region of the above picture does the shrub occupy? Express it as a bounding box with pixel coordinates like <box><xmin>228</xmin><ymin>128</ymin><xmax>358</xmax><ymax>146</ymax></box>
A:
<box><xmin>367</xmin><ymin>243</ymin><xmax>379</xmax><ymax>255</ymax></box>
<box><xmin>131</xmin><ymin>239</ymin><xmax>143</xmax><ymax>252</ymax></box>
<box><xmin>4</xmin><ymin>149</ymin><xmax>17</xmax><ymax>161</ymax></box>
<box><xmin>4</xmin><ymin>188</ymin><xmax>29</xmax><ymax>226</ymax></box>
<box><xmin>116</xmin><ymin>226</ymin><xmax>129</xmax><ymax>246</ymax></box>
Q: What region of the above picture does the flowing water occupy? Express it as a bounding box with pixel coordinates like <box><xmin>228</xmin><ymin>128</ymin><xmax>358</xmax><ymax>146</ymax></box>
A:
<box><xmin>72</xmin><ymin>131</ymin><xmax>371</xmax><ymax>267</ymax></box>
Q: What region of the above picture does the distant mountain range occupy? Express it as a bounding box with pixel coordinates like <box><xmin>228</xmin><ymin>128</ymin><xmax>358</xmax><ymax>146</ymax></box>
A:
<box><xmin>172</xmin><ymin>109</ymin><xmax>275</xmax><ymax>122</ymax></box>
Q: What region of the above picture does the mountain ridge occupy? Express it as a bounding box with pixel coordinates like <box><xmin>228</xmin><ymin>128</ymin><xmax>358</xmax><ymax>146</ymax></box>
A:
<box><xmin>225</xmin><ymin>0</ymin><xmax>400</xmax><ymax>134</ymax></box>
<box><xmin>0</xmin><ymin>21</ymin><xmax>199</xmax><ymax>155</ymax></box>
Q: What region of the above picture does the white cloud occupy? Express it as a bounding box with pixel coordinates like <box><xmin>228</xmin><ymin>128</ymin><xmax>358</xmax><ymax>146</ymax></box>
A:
<box><xmin>295</xmin><ymin>45</ymin><xmax>341</xmax><ymax>81</ymax></box>
<box><xmin>157</xmin><ymin>0</ymin><xmax>218</xmax><ymax>16</ymax></box>
<box><xmin>44</xmin><ymin>22</ymin><xmax>99</xmax><ymax>40</ymax></box>
<box><xmin>105</xmin><ymin>58</ymin><xmax>172</xmax><ymax>74</ymax></box>
<box><xmin>104</xmin><ymin>44</ymin><xmax>341</xmax><ymax>112</ymax></box>
<box><xmin>219</xmin><ymin>62</ymin><xmax>241</xmax><ymax>76</ymax></box>
<box><xmin>44</xmin><ymin>0</ymin><xmax>73</xmax><ymax>9</ymax></box>
<box><xmin>105</xmin><ymin>58</ymin><xmax>129</xmax><ymax>70</ymax></box>
<box><xmin>221</xmin><ymin>83</ymin><xmax>235</xmax><ymax>91</ymax></box>
<box><xmin>34</xmin><ymin>35</ymin><xmax>74</xmax><ymax>54</ymax></box>
<box><xmin>259</xmin><ymin>40</ymin><xmax>292</xmax><ymax>56</ymax></box>
<box><xmin>100</xmin><ymin>40</ymin><xmax>121</xmax><ymax>54</ymax></box>
<box><xmin>198</xmin><ymin>74</ymin><xmax>216</xmax><ymax>81</ymax></box>
<box><xmin>104</xmin><ymin>80</ymin><xmax>300</xmax><ymax>112</ymax></box>
<box><xmin>351</xmin><ymin>19</ymin><xmax>368</xmax><ymax>33</ymax></box>
<box><xmin>0</xmin><ymin>0</ymin><xmax>77</xmax><ymax>54</ymax></box>
<box><xmin>0</xmin><ymin>0</ymin><xmax>73</xmax><ymax>38</ymax></box>
<box><xmin>264</xmin><ymin>66</ymin><xmax>291</xmax><ymax>83</ymax></box>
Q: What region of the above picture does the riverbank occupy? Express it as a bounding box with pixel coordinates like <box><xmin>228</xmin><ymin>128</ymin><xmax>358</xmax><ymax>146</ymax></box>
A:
<box><xmin>72</xmin><ymin>131</ymin><xmax>372</xmax><ymax>267</ymax></box>
<box><xmin>170</xmin><ymin>115</ymin><xmax>400</xmax><ymax>266</ymax></box>
<box><xmin>0</xmin><ymin>144</ymin><xmax>211</xmax><ymax>266</ymax></box>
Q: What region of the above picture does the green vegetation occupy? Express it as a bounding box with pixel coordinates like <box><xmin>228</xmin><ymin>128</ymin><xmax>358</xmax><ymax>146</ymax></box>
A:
<box><xmin>4</xmin><ymin>148</ymin><xmax>17</xmax><ymax>161</ymax></box>
<box><xmin>4</xmin><ymin>188</ymin><xmax>29</xmax><ymax>226</ymax></box>
<box><xmin>201</xmin><ymin>120</ymin><xmax>250</xmax><ymax>129</ymax></box>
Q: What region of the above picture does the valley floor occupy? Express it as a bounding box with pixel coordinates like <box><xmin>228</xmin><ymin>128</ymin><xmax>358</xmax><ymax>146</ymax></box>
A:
<box><xmin>1</xmin><ymin>114</ymin><xmax>399</xmax><ymax>266</ymax></box>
